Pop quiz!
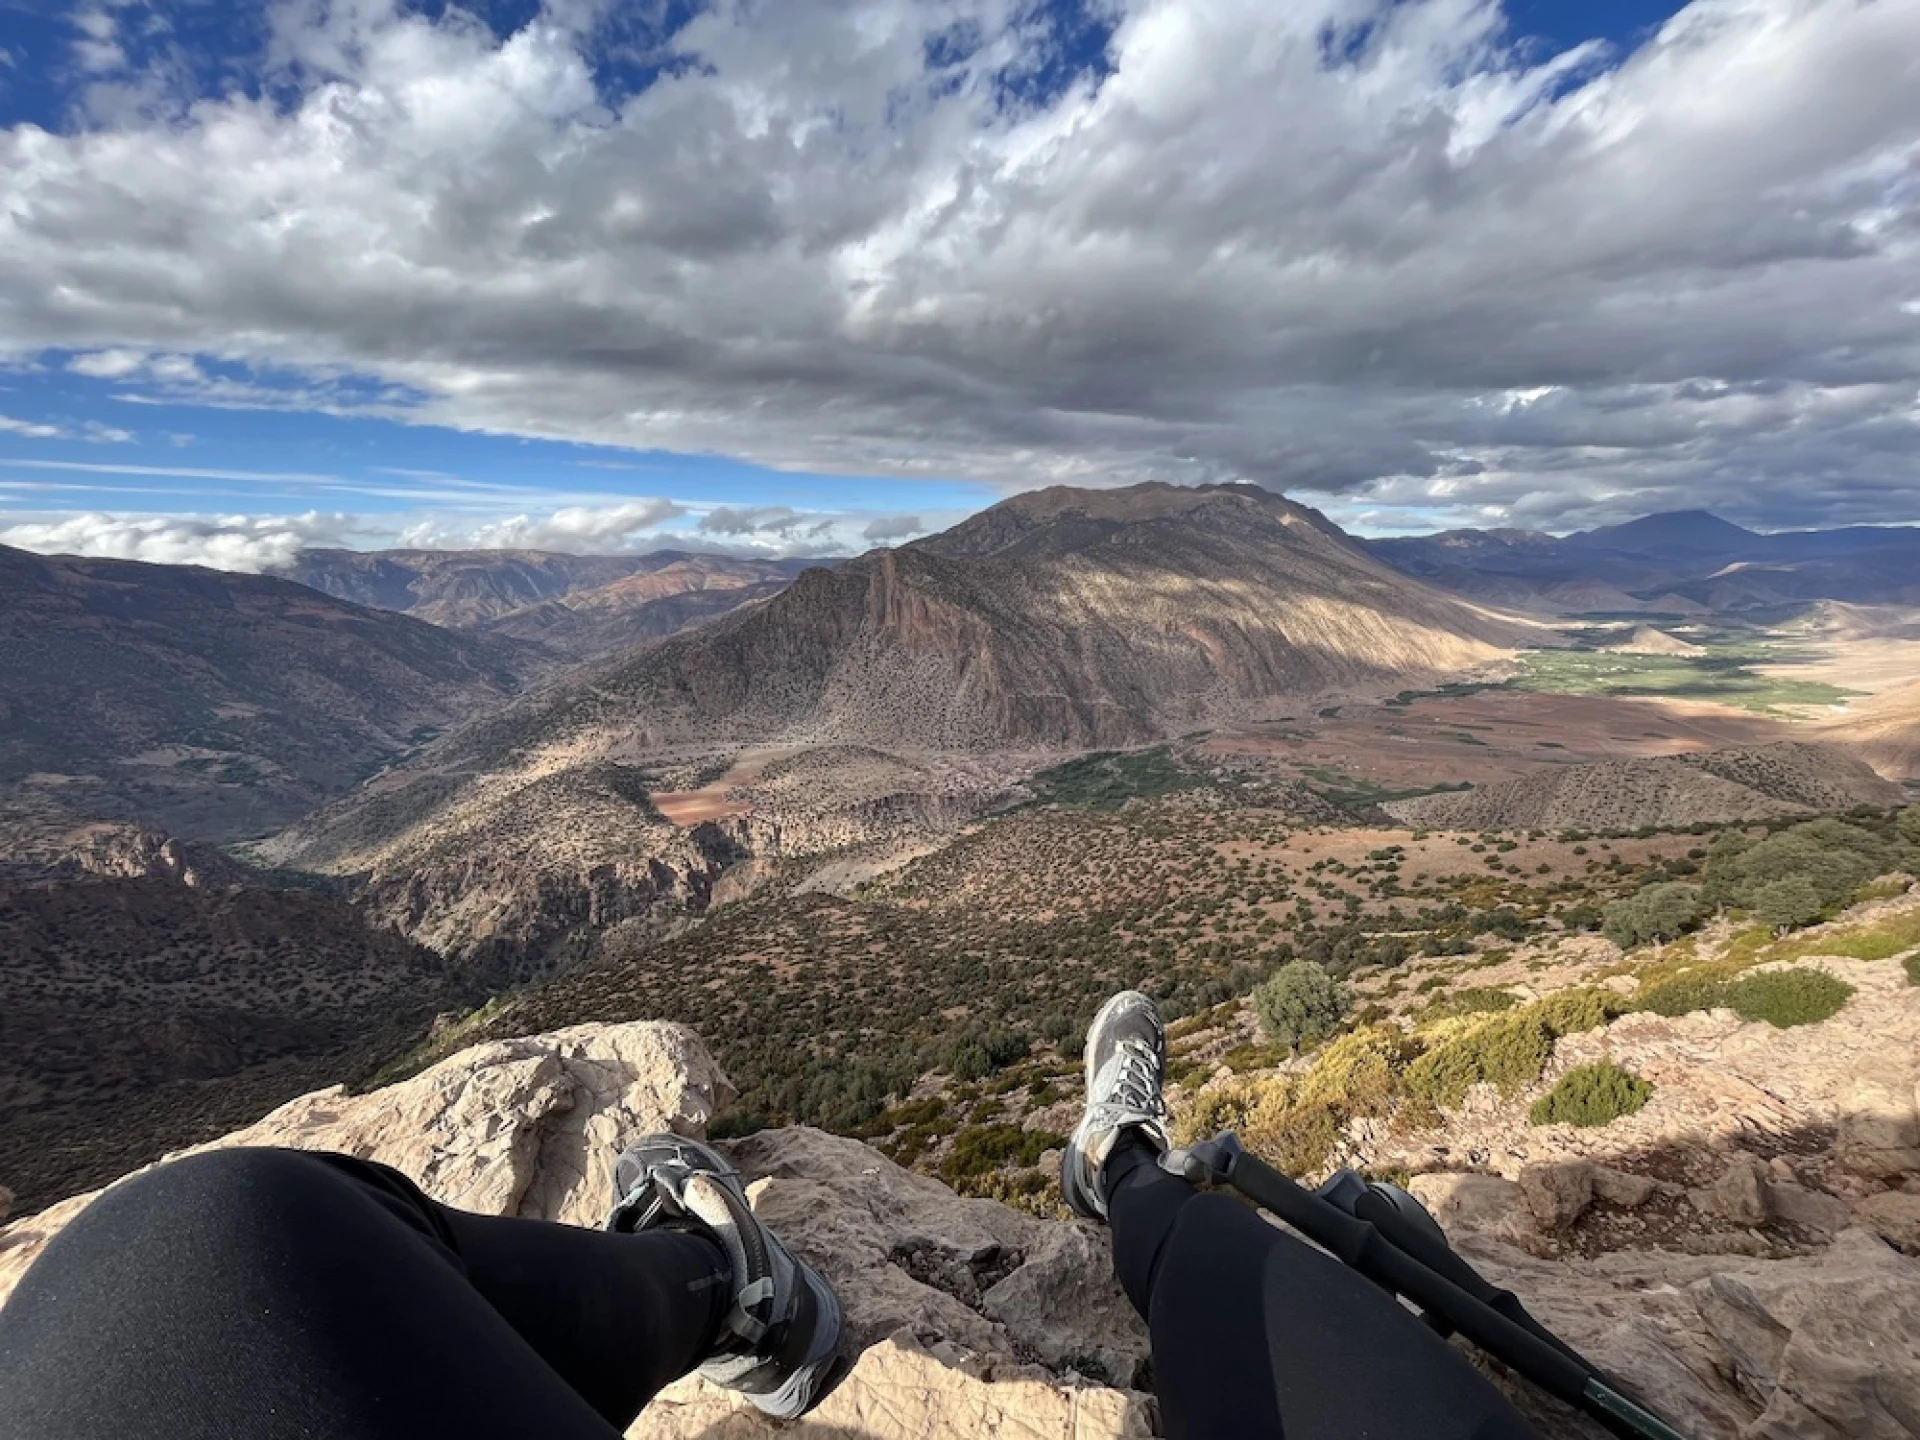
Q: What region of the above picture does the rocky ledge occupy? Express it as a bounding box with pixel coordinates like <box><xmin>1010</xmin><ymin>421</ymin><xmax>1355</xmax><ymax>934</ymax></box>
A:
<box><xmin>2</xmin><ymin>1022</ymin><xmax>1917</xmax><ymax>1439</ymax></box>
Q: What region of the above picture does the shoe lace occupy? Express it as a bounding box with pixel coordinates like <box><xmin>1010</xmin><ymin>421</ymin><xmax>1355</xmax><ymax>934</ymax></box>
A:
<box><xmin>1109</xmin><ymin>1036</ymin><xmax>1163</xmax><ymax>1115</ymax></box>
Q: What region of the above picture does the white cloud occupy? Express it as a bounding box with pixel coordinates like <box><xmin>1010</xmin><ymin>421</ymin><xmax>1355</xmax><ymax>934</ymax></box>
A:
<box><xmin>0</xmin><ymin>415</ymin><xmax>136</xmax><ymax>443</ymax></box>
<box><xmin>68</xmin><ymin>349</ymin><xmax>150</xmax><ymax>379</ymax></box>
<box><xmin>0</xmin><ymin>415</ymin><xmax>65</xmax><ymax>440</ymax></box>
<box><xmin>404</xmin><ymin>497</ymin><xmax>690</xmax><ymax>552</ymax></box>
<box><xmin>2</xmin><ymin>0</ymin><xmax>1919</xmax><ymax>528</ymax></box>
<box><xmin>0</xmin><ymin>510</ymin><xmax>357</xmax><ymax>571</ymax></box>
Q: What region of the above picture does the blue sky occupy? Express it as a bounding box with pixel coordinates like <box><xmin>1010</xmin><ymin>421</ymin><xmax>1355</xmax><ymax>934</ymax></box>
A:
<box><xmin>3</xmin><ymin>0</ymin><xmax>1914</xmax><ymax>566</ymax></box>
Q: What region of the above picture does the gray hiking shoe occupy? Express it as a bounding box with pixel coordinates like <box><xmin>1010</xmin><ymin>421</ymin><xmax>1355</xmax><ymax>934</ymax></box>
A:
<box><xmin>1060</xmin><ymin>990</ymin><xmax>1172</xmax><ymax>1222</ymax></box>
<box><xmin>606</xmin><ymin>1135</ymin><xmax>850</xmax><ymax>1420</ymax></box>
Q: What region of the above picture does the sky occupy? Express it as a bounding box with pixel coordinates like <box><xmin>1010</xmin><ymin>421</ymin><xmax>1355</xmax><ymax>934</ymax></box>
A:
<box><xmin>0</xmin><ymin>0</ymin><xmax>1916</xmax><ymax>569</ymax></box>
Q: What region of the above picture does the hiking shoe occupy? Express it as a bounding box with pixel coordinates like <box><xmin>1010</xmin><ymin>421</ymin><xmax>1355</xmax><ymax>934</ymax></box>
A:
<box><xmin>606</xmin><ymin>1135</ymin><xmax>850</xmax><ymax>1419</ymax></box>
<box><xmin>1060</xmin><ymin>990</ymin><xmax>1172</xmax><ymax>1222</ymax></box>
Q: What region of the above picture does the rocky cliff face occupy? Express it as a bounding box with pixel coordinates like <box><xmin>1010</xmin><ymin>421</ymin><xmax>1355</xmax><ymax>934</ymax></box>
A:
<box><xmin>6</xmin><ymin>1021</ymin><xmax>1917</xmax><ymax>1439</ymax></box>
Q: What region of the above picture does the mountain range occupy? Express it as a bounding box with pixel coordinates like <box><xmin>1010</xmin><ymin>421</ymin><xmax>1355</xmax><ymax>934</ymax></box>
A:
<box><xmin>1368</xmin><ymin>511</ymin><xmax>1920</xmax><ymax>613</ymax></box>
<box><xmin>284</xmin><ymin>548</ymin><xmax>812</xmax><ymax>662</ymax></box>
<box><xmin>421</xmin><ymin>482</ymin><xmax>1532</xmax><ymax>764</ymax></box>
<box><xmin>0</xmin><ymin>544</ymin><xmax>529</xmax><ymax>839</ymax></box>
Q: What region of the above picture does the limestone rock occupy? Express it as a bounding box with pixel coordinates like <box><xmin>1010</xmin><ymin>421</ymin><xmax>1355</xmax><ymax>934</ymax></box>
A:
<box><xmin>1591</xmin><ymin>1166</ymin><xmax>1656</xmax><ymax>1210</ymax></box>
<box><xmin>717</xmin><ymin>1127</ymin><xmax>1151</xmax><ymax>1388</ymax></box>
<box><xmin>1766</xmin><ymin>1183</ymin><xmax>1850</xmax><ymax>1241</ymax></box>
<box><xmin>1691</xmin><ymin>1156</ymin><xmax>1772</xmax><ymax>1227</ymax></box>
<box><xmin>635</xmin><ymin>1331</ymin><xmax>1156</xmax><ymax>1439</ymax></box>
<box><xmin>1519</xmin><ymin>1160</ymin><xmax>1595</xmax><ymax>1232</ymax></box>
<box><xmin>1</xmin><ymin>1022</ymin><xmax>734</xmax><ymax>1300</ymax></box>
<box><xmin>1408</xmin><ymin>1172</ymin><xmax>1539</xmax><ymax>1248</ymax></box>
<box><xmin>1854</xmin><ymin>1192</ymin><xmax>1920</xmax><ymax>1255</ymax></box>
<box><xmin>1691</xmin><ymin>1228</ymin><xmax>1920</xmax><ymax>1439</ymax></box>
<box><xmin>1835</xmin><ymin>1074</ymin><xmax>1920</xmax><ymax>1181</ymax></box>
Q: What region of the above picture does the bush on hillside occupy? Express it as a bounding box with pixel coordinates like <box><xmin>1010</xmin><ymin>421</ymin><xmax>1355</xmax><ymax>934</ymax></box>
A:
<box><xmin>1254</xmin><ymin>961</ymin><xmax>1349</xmax><ymax>1052</ymax></box>
<box><xmin>1530</xmin><ymin>987</ymin><xmax>1625</xmax><ymax>1037</ymax></box>
<box><xmin>1633</xmin><ymin>971</ymin><xmax>1732</xmax><ymax>1017</ymax></box>
<box><xmin>1723</xmin><ymin>968</ymin><xmax>1855</xmax><ymax>1028</ymax></box>
<box><xmin>1413</xmin><ymin>986</ymin><xmax>1518</xmax><ymax>1027</ymax></box>
<box><xmin>1897</xmin><ymin>806</ymin><xmax>1920</xmax><ymax>849</ymax></box>
<box><xmin>1751</xmin><ymin>876</ymin><xmax>1827</xmax><ymax>933</ymax></box>
<box><xmin>1403</xmin><ymin>1011</ymin><xmax>1552</xmax><ymax>1109</ymax></box>
<box><xmin>1602</xmin><ymin>882</ymin><xmax>1705</xmax><ymax>951</ymax></box>
<box><xmin>1904</xmin><ymin>953</ymin><xmax>1920</xmax><ymax>986</ymax></box>
<box><xmin>1703</xmin><ymin>819</ymin><xmax>1896</xmax><ymax>920</ymax></box>
<box><xmin>1295</xmin><ymin>1024</ymin><xmax>1418</xmax><ymax>1117</ymax></box>
<box><xmin>1529</xmin><ymin>1060</ymin><xmax>1654</xmax><ymax>1128</ymax></box>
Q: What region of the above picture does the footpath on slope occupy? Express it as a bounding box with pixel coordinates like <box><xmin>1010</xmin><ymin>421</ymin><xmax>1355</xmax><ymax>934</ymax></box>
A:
<box><xmin>1</xmin><ymin>1016</ymin><xmax>1917</xmax><ymax>1439</ymax></box>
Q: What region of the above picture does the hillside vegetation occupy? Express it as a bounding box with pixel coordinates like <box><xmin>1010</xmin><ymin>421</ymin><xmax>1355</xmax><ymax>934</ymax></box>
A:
<box><xmin>0</xmin><ymin>876</ymin><xmax>474</xmax><ymax>1212</ymax></box>
<box><xmin>0</xmin><ymin>544</ymin><xmax>527</xmax><ymax>839</ymax></box>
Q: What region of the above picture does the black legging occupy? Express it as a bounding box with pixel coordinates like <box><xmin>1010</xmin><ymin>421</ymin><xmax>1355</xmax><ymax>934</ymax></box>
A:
<box><xmin>0</xmin><ymin>1142</ymin><xmax>1537</xmax><ymax>1438</ymax></box>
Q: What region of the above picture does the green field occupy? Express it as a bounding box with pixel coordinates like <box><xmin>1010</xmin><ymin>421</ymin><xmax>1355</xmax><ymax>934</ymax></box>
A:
<box><xmin>1510</xmin><ymin>647</ymin><xmax>1857</xmax><ymax>715</ymax></box>
<box><xmin>1027</xmin><ymin>746</ymin><xmax>1204</xmax><ymax>808</ymax></box>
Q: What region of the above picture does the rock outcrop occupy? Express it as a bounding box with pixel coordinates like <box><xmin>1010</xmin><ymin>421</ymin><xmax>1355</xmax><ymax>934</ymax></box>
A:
<box><xmin>6</xmin><ymin>1020</ymin><xmax>1920</xmax><ymax>1439</ymax></box>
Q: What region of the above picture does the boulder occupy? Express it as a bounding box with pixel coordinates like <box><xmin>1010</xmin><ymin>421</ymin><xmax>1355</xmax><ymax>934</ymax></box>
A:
<box><xmin>1691</xmin><ymin>1156</ymin><xmax>1772</xmax><ymax>1227</ymax></box>
<box><xmin>1590</xmin><ymin>1166</ymin><xmax>1657</xmax><ymax>1209</ymax></box>
<box><xmin>1691</xmin><ymin>1228</ymin><xmax>1920</xmax><ymax>1438</ymax></box>
<box><xmin>1519</xmin><ymin>1160</ymin><xmax>1595</xmax><ymax>1232</ymax></box>
<box><xmin>1834</xmin><ymin>1074</ymin><xmax>1920</xmax><ymax>1181</ymax></box>
<box><xmin>1854</xmin><ymin>1192</ymin><xmax>1920</xmax><ymax>1256</ymax></box>
<box><xmin>1408</xmin><ymin>1172</ymin><xmax>1538</xmax><ymax>1247</ymax></box>
<box><xmin>1766</xmin><ymin>1183</ymin><xmax>1851</xmax><ymax>1241</ymax></box>
<box><xmin>0</xmin><ymin>1022</ymin><xmax>735</xmax><ymax>1299</ymax></box>
<box><xmin>714</xmin><ymin>1127</ymin><xmax>1150</xmax><ymax>1391</ymax></box>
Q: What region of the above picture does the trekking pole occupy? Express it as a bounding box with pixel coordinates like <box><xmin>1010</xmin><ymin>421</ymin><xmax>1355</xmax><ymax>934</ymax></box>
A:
<box><xmin>1165</xmin><ymin>1133</ymin><xmax>1688</xmax><ymax>1440</ymax></box>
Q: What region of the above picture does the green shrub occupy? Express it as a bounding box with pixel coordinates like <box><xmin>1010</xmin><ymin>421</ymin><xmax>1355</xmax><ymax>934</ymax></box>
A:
<box><xmin>1602</xmin><ymin>882</ymin><xmax>1705</xmax><ymax>950</ymax></box>
<box><xmin>1704</xmin><ymin>819</ymin><xmax>1893</xmax><ymax>913</ymax></box>
<box><xmin>1559</xmin><ymin>904</ymin><xmax>1603</xmax><ymax>932</ymax></box>
<box><xmin>1413</xmin><ymin>987</ymin><xmax>1517</xmax><ymax>1028</ymax></box>
<box><xmin>1253</xmin><ymin>961</ymin><xmax>1349</xmax><ymax>1052</ymax></box>
<box><xmin>1403</xmin><ymin>1012</ymin><xmax>1552</xmax><ymax>1108</ymax></box>
<box><xmin>1751</xmin><ymin>876</ymin><xmax>1826</xmax><ymax>932</ymax></box>
<box><xmin>1531</xmin><ymin>987</ymin><xmax>1624</xmax><ymax>1037</ymax></box>
<box><xmin>1529</xmin><ymin>1060</ymin><xmax>1654</xmax><ymax>1127</ymax></box>
<box><xmin>1904</xmin><ymin>953</ymin><xmax>1920</xmax><ymax>986</ymax></box>
<box><xmin>1633</xmin><ymin>971</ymin><xmax>1731</xmax><ymax>1017</ymax></box>
<box><xmin>1296</xmin><ymin>1025</ymin><xmax>1418</xmax><ymax>1117</ymax></box>
<box><xmin>937</xmin><ymin>1124</ymin><xmax>1064</xmax><ymax>1185</ymax></box>
<box><xmin>1723</xmin><ymin>968</ymin><xmax>1855</xmax><ymax>1028</ymax></box>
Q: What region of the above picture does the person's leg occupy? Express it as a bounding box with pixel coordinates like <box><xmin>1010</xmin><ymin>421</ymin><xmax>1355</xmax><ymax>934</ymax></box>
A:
<box><xmin>0</xmin><ymin>1147</ymin><xmax>728</xmax><ymax>1440</ymax></box>
<box><xmin>1106</xmin><ymin>1146</ymin><xmax>1538</xmax><ymax>1439</ymax></box>
<box><xmin>1068</xmin><ymin>992</ymin><xmax>1538</xmax><ymax>1440</ymax></box>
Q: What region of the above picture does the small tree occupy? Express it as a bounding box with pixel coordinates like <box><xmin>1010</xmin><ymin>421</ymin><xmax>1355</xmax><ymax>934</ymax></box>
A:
<box><xmin>1751</xmin><ymin>875</ymin><xmax>1825</xmax><ymax>933</ymax></box>
<box><xmin>1602</xmin><ymin>882</ymin><xmax>1704</xmax><ymax>951</ymax></box>
<box><xmin>1254</xmin><ymin>961</ymin><xmax>1348</xmax><ymax>1052</ymax></box>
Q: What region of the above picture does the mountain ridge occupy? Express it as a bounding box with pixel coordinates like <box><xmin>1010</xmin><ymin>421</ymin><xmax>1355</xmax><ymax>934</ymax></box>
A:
<box><xmin>0</xmin><ymin>544</ymin><xmax>530</xmax><ymax>839</ymax></box>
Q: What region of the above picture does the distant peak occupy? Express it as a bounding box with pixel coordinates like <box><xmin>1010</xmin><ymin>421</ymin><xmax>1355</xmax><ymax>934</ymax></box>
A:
<box><xmin>1570</xmin><ymin>510</ymin><xmax>1760</xmax><ymax>554</ymax></box>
